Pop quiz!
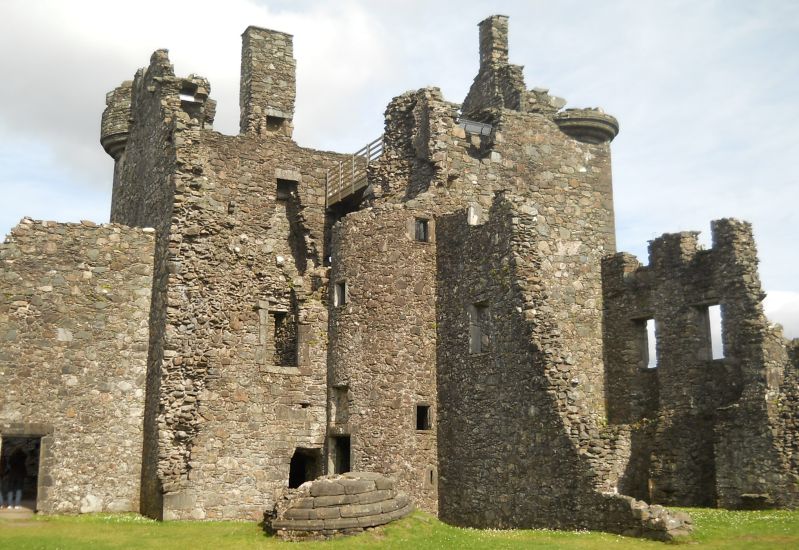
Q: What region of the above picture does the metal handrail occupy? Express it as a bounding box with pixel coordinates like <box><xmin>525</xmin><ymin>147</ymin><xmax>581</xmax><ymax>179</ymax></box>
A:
<box><xmin>326</xmin><ymin>135</ymin><xmax>384</xmax><ymax>208</ymax></box>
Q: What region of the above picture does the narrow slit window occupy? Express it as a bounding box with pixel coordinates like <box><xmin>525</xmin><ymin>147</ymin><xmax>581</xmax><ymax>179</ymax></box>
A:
<box><xmin>415</xmin><ymin>218</ymin><xmax>429</xmax><ymax>242</ymax></box>
<box><xmin>468</xmin><ymin>302</ymin><xmax>489</xmax><ymax>354</ymax></box>
<box><xmin>334</xmin><ymin>281</ymin><xmax>347</xmax><ymax>307</ymax></box>
<box><xmin>636</xmin><ymin>318</ymin><xmax>657</xmax><ymax>369</ymax></box>
<box><xmin>697</xmin><ymin>304</ymin><xmax>725</xmax><ymax>360</ymax></box>
<box><xmin>416</xmin><ymin>405</ymin><xmax>432</xmax><ymax>431</ymax></box>
<box><xmin>708</xmin><ymin>305</ymin><xmax>723</xmax><ymax>359</ymax></box>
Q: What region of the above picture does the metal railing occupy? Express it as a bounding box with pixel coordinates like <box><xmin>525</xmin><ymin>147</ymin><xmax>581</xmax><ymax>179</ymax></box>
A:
<box><xmin>325</xmin><ymin>135</ymin><xmax>384</xmax><ymax>207</ymax></box>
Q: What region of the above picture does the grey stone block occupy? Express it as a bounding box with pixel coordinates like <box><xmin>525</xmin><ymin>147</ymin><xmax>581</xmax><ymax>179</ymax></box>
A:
<box><xmin>342</xmin><ymin>479</ymin><xmax>376</xmax><ymax>495</ymax></box>
<box><xmin>310</xmin><ymin>481</ymin><xmax>344</xmax><ymax>497</ymax></box>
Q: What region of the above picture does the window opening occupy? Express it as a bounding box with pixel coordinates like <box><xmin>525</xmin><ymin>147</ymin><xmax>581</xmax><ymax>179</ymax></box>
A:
<box><xmin>272</xmin><ymin>311</ymin><xmax>297</xmax><ymax>367</ymax></box>
<box><xmin>634</xmin><ymin>318</ymin><xmax>657</xmax><ymax>369</ymax></box>
<box><xmin>468</xmin><ymin>302</ymin><xmax>490</xmax><ymax>354</ymax></box>
<box><xmin>276</xmin><ymin>178</ymin><xmax>297</xmax><ymax>201</ymax></box>
<box><xmin>266</xmin><ymin>115</ymin><xmax>285</xmax><ymax>132</ymax></box>
<box><xmin>415</xmin><ymin>218</ymin><xmax>429</xmax><ymax>242</ymax></box>
<box><xmin>708</xmin><ymin>305</ymin><xmax>724</xmax><ymax>359</ymax></box>
<box><xmin>334</xmin><ymin>281</ymin><xmax>347</xmax><ymax>307</ymax></box>
<box><xmin>416</xmin><ymin>405</ymin><xmax>432</xmax><ymax>431</ymax></box>
<box><xmin>697</xmin><ymin>304</ymin><xmax>724</xmax><ymax>360</ymax></box>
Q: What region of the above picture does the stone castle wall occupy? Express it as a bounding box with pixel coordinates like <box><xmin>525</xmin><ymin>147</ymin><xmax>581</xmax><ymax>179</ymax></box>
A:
<box><xmin>2</xmin><ymin>14</ymin><xmax>793</xmax><ymax>538</ymax></box>
<box><xmin>329</xmin><ymin>205</ymin><xmax>439</xmax><ymax>513</ymax></box>
<box><xmin>0</xmin><ymin>220</ymin><xmax>154</xmax><ymax>514</ymax></box>
<box><xmin>104</xmin><ymin>32</ymin><xmax>351</xmax><ymax>520</ymax></box>
<box><xmin>603</xmin><ymin>219</ymin><xmax>799</xmax><ymax>508</ymax></box>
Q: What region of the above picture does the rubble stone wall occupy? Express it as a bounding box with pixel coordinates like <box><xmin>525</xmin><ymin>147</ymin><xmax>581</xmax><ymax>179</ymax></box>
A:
<box><xmin>157</xmin><ymin>127</ymin><xmax>346</xmax><ymax>520</ymax></box>
<box><xmin>434</xmin><ymin>196</ymin><xmax>690</xmax><ymax>539</ymax></box>
<box><xmin>603</xmin><ymin>219</ymin><xmax>798</xmax><ymax>508</ymax></box>
<box><xmin>0</xmin><ymin>220</ymin><xmax>154</xmax><ymax>514</ymax></box>
<box><xmin>328</xmin><ymin>206</ymin><xmax>438</xmax><ymax>513</ymax></box>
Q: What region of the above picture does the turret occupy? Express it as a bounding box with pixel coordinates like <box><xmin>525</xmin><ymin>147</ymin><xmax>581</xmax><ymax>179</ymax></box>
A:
<box><xmin>101</xmin><ymin>81</ymin><xmax>132</xmax><ymax>160</ymax></box>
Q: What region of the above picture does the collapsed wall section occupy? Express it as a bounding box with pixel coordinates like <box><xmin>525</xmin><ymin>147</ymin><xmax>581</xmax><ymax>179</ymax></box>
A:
<box><xmin>0</xmin><ymin>220</ymin><xmax>154</xmax><ymax>514</ymax></box>
<box><xmin>602</xmin><ymin>219</ymin><xmax>799</xmax><ymax>508</ymax></box>
<box><xmin>328</xmin><ymin>204</ymin><xmax>439</xmax><ymax>513</ymax></box>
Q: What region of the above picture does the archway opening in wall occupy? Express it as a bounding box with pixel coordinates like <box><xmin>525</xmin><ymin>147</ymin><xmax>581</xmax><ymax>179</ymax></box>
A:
<box><xmin>1</xmin><ymin>436</ymin><xmax>41</xmax><ymax>511</ymax></box>
<box><xmin>288</xmin><ymin>448</ymin><xmax>322</xmax><ymax>489</ymax></box>
<box><xmin>332</xmin><ymin>436</ymin><xmax>351</xmax><ymax>474</ymax></box>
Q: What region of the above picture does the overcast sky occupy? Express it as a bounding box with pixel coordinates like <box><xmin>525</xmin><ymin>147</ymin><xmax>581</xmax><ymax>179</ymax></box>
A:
<box><xmin>1</xmin><ymin>0</ymin><xmax>797</xmax><ymax>338</ymax></box>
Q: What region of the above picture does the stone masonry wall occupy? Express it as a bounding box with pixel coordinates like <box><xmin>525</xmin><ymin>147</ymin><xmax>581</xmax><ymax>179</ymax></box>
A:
<box><xmin>328</xmin><ymin>205</ymin><xmax>439</xmax><ymax>514</ymax></box>
<box><xmin>158</xmin><ymin>127</ymin><xmax>347</xmax><ymax>520</ymax></box>
<box><xmin>434</xmin><ymin>196</ymin><xmax>690</xmax><ymax>539</ymax></box>
<box><xmin>240</xmin><ymin>26</ymin><xmax>295</xmax><ymax>136</ymax></box>
<box><xmin>603</xmin><ymin>219</ymin><xmax>799</xmax><ymax>508</ymax></box>
<box><xmin>107</xmin><ymin>31</ymin><xmax>351</xmax><ymax>519</ymax></box>
<box><xmin>0</xmin><ymin>219</ymin><xmax>154</xmax><ymax>514</ymax></box>
<box><xmin>105</xmin><ymin>49</ymin><xmax>215</xmax><ymax>519</ymax></box>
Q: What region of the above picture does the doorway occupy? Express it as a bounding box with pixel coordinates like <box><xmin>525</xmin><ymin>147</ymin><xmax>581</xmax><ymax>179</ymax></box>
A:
<box><xmin>331</xmin><ymin>436</ymin><xmax>351</xmax><ymax>474</ymax></box>
<box><xmin>288</xmin><ymin>448</ymin><xmax>322</xmax><ymax>489</ymax></box>
<box><xmin>1</xmin><ymin>436</ymin><xmax>41</xmax><ymax>510</ymax></box>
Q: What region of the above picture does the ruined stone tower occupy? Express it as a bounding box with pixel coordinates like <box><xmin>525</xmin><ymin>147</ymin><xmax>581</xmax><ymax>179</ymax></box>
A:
<box><xmin>1</xmin><ymin>15</ymin><xmax>796</xmax><ymax>539</ymax></box>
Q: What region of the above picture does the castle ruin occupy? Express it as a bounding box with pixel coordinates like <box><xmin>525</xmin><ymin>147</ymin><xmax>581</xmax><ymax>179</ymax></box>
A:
<box><xmin>1</xmin><ymin>15</ymin><xmax>797</xmax><ymax>539</ymax></box>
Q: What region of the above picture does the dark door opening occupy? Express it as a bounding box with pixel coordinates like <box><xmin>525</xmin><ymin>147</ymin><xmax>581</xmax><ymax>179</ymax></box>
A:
<box><xmin>332</xmin><ymin>436</ymin><xmax>351</xmax><ymax>474</ymax></box>
<box><xmin>288</xmin><ymin>448</ymin><xmax>322</xmax><ymax>489</ymax></box>
<box><xmin>1</xmin><ymin>436</ymin><xmax>41</xmax><ymax>510</ymax></box>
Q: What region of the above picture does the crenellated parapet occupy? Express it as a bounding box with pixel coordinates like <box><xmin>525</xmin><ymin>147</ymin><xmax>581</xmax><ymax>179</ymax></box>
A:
<box><xmin>603</xmin><ymin>219</ymin><xmax>798</xmax><ymax>508</ymax></box>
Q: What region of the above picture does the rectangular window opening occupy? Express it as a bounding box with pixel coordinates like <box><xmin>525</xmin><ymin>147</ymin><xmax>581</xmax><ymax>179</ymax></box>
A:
<box><xmin>332</xmin><ymin>436</ymin><xmax>351</xmax><ymax>474</ymax></box>
<box><xmin>416</xmin><ymin>404</ymin><xmax>432</xmax><ymax>431</ymax></box>
<box><xmin>636</xmin><ymin>318</ymin><xmax>657</xmax><ymax>369</ymax></box>
<box><xmin>334</xmin><ymin>281</ymin><xmax>347</xmax><ymax>307</ymax></box>
<box><xmin>697</xmin><ymin>304</ymin><xmax>724</xmax><ymax>360</ymax></box>
<box><xmin>276</xmin><ymin>178</ymin><xmax>297</xmax><ymax>201</ymax></box>
<box><xmin>708</xmin><ymin>305</ymin><xmax>724</xmax><ymax>359</ymax></box>
<box><xmin>266</xmin><ymin>115</ymin><xmax>285</xmax><ymax>132</ymax></box>
<box><xmin>415</xmin><ymin>218</ymin><xmax>429</xmax><ymax>242</ymax></box>
<box><xmin>468</xmin><ymin>302</ymin><xmax>490</xmax><ymax>354</ymax></box>
<box><xmin>271</xmin><ymin>310</ymin><xmax>297</xmax><ymax>367</ymax></box>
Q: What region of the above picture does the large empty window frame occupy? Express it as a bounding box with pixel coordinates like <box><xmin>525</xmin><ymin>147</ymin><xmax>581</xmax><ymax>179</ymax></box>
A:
<box><xmin>697</xmin><ymin>304</ymin><xmax>724</xmax><ymax>360</ymax></box>
<box><xmin>635</xmin><ymin>318</ymin><xmax>657</xmax><ymax>369</ymax></box>
<box><xmin>267</xmin><ymin>115</ymin><xmax>286</xmax><ymax>132</ymax></box>
<box><xmin>468</xmin><ymin>302</ymin><xmax>490</xmax><ymax>354</ymax></box>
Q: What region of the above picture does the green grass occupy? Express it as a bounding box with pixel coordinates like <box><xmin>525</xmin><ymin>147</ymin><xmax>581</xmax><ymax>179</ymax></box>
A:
<box><xmin>0</xmin><ymin>508</ymin><xmax>797</xmax><ymax>549</ymax></box>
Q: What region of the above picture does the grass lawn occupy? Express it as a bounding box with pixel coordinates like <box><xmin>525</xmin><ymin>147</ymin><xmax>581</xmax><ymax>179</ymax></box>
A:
<box><xmin>0</xmin><ymin>508</ymin><xmax>797</xmax><ymax>549</ymax></box>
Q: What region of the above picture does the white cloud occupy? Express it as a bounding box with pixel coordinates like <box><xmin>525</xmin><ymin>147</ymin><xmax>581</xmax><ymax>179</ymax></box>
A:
<box><xmin>764</xmin><ymin>291</ymin><xmax>799</xmax><ymax>340</ymax></box>
<box><xmin>0</xmin><ymin>0</ymin><xmax>797</xmax><ymax>337</ymax></box>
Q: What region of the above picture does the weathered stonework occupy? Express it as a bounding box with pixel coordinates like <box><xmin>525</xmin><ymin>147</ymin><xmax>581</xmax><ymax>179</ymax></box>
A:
<box><xmin>1</xmin><ymin>13</ymin><xmax>795</xmax><ymax>540</ymax></box>
<box><xmin>603</xmin><ymin>219</ymin><xmax>799</xmax><ymax>509</ymax></box>
<box><xmin>0</xmin><ymin>219</ymin><xmax>154</xmax><ymax>514</ymax></box>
